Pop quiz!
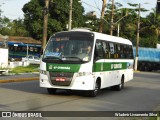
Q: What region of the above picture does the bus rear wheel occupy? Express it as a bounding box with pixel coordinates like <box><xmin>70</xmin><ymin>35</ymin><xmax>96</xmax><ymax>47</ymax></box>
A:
<box><xmin>87</xmin><ymin>81</ymin><xmax>100</xmax><ymax>97</ymax></box>
<box><xmin>111</xmin><ymin>76</ymin><xmax>124</xmax><ymax>91</ymax></box>
<box><xmin>47</xmin><ymin>88</ymin><xmax>57</xmax><ymax>94</ymax></box>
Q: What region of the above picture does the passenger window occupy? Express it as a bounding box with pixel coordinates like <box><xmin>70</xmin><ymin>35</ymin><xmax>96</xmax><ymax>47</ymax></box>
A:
<box><xmin>114</xmin><ymin>44</ymin><xmax>120</xmax><ymax>59</ymax></box>
<box><xmin>109</xmin><ymin>43</ymin><xmax>114</xmax><ymax>59</ymax></box>
<box><xmin>128</xmin><ymin>46</ymin><xmax>133</xmax><ymax>59</ymax></box>
<box><xmin>124</xmin><ymin>45</ymin><xmax>128</xmax><ymax>58</ymax></box>
<box><xmin>102</xmin><ymin>42</ymin><xmax>110</xmax><ymax>59</ymax></box>
<box><xmin>94</xmin><ymin>41</ymin><xmax>104</xmax><ymax>60</ymax></box>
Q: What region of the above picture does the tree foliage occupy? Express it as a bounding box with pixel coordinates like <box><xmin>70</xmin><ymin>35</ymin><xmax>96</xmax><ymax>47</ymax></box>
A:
<box><xmin>0</xmin><ymin>1</ymin><xmax>160</xmax><ymax>48</ymax></box>
<box><xmin>101</xmin><ymin>2</ymin><xmax>159</xmax><ymax>48</ymax></box>
<box><xmin>0</xmin><ymin>17</ymin><xmax>28</xmax><ymax>36</ymax></box>
<box><xmin>22</xmin><ymin>0</ymin><xmax>85</xmax><ymax>40</ymax></box>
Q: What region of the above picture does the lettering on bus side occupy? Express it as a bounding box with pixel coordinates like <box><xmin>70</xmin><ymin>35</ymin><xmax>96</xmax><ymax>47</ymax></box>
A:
<box><xmin>111</xmin><ymin>63</ymin><xmax>122</xmax><ymax>70</ymax></box>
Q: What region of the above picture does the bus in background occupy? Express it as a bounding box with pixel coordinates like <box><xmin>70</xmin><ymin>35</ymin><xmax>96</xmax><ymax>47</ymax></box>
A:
<box><xmin>8</xmin><ymin>42</ymin><xmax>41</xmax><ymax>59</ymax></box>
<box><xmin>39</xmin><ymin>29</ymin><xmax>134</xmax><ymax>97</ymax></box>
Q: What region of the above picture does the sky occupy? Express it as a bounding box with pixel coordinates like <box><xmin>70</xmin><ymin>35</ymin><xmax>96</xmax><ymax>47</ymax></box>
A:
<box><xmin>0</xmin><ymin>0</ymin><xmax>157</xmax><ymax>20</ymax></box>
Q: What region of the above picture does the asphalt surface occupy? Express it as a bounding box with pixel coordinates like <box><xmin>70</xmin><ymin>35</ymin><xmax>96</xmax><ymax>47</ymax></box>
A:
<box><xmin>0</xmin><ymin>73</ymin><xmax>39</xmax><ymax>83</ymax></box>
<box><xmin>0</xmin><ymin>72</ymin><xmax>160</xmax><ymax>120</ymax></box>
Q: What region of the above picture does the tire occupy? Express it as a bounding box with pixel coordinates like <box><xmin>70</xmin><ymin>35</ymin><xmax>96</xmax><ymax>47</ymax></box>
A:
<box><xmin>47</xmin><ymin>88</ymin><xmax>57</xmax><ymax>94</ymax></box>
<box><xmin>111</xmin><ymin>76</ymin><xmax>124</xmax><ymax>91</ymax></box>
<box><xmin>87</xmin><ymin>81</ymin><xmax>100</xmax><ymax>97</ymax></box>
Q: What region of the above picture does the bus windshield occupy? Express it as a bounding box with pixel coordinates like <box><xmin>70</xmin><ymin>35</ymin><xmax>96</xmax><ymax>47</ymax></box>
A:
<box><xmin>43</xmin><ymin>32</ymin><xmax>94</xmax><ymax>63</ymax></box>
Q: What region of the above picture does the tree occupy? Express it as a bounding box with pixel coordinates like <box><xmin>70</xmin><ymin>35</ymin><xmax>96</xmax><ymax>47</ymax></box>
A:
<box><xmin>103</xmin><ymin>2</ymin><xmax>150</xmax><ymax>46</ymax></box>
<box><xmin>0</xmin><ymin>17</ymin><xmax>28</xmax><ymax>36</ymax></box>
<box><xmin>140</xmin><ymin>8</ymin><xmax>160</xmax><ymax>47</ymax></box>
<box><xmin>22</xmin><ymin>0</ymin><xmax>44</xmax><ymax>40</ymax></box>
<box><xmin>22</xmin><ymin>0</ymin><xmax>85</xmax><ymax>40</ymax></box>
<box><xmin>84</xmin><ymin>15</ymin><xmax>99</xmax><ymax>32</ymax></box>
<box><xmin>0</xmin><ymin>17</ymin><xmax>11</xmax><ymax>35</ymax></box>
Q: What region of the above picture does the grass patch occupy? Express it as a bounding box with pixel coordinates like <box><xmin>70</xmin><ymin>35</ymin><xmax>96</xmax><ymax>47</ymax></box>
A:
<box><xmin>10</xmin><ymin>64</ymin><xmax>39</xmax><ymax>74</ymax></box>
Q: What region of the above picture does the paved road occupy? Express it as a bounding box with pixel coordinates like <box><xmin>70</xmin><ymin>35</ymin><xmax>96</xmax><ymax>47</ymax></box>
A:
<box><xmin>0</xmin><ymin>73</ymin><xmax>39</xmax><ymax>80</ymax></box>
<box><xmin>0</xmin><ymin>72</ymin><xmax>160</xmax><ymax>120</ymax></box>
<box><xmin>0</xmin><ymin>73</ymin><xmax>39</xmax><ymax>83</ymax></box>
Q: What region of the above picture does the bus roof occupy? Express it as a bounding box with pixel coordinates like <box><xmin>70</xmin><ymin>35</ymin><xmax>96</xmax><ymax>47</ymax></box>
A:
<box><xmin>92</xmin><ymin>31</ymin><xmax>132</xmax><ymax>45</ymax></box>
<box><xmin>54</xmin><ymin>29</ymin><xmax>132</xmax><ymax>45</ymax></box>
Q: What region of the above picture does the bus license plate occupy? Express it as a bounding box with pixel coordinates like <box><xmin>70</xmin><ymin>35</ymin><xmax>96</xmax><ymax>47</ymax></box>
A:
<box><xmin>56</xmin><ymin>77</ymin><xmax>66</xmax><ymax>82</ymax></box>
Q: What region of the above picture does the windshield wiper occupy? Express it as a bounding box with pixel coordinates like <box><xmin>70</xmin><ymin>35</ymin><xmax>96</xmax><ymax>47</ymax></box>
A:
<box><xmin>43</xmin><ymin>56</ymin><xmax>63</xmax><ymax>62</ymax></box>
<box><xmin>64</xmin><ymin>57</ymin><xmax>84</xmax><ymax>62</ymax></box>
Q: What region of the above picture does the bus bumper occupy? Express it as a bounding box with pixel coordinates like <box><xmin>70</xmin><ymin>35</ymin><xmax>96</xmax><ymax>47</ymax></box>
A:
<box><xmin>40</xmin><ymin>73</ymin><xmax>95</xmax><ymax>91</ymax></box>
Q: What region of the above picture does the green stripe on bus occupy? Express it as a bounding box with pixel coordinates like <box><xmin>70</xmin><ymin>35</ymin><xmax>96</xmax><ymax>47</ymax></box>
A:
<box><xmin>92</xmin><ymin>62</ymin><xmax>127</xmax><ymax>72</ymax></box>
<box><xmin>46</xmin><ymin>63</ymin><xmax>81</xmax><ymax>72</ymax></box>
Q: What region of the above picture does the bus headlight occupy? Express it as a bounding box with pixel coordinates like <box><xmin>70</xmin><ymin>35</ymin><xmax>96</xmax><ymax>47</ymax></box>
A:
<box><xmin>40</xmin><ymin>70</ymin><xmax>47</xmax><ymax>75</ymax></box>
<box><xmin>77</xmin><ymin>72</ymin><xmax>92</xmax><ymax>77</ymax></box>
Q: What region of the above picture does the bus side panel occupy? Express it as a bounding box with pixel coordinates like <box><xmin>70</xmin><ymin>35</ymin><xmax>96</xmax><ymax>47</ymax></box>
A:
<box><xmin>93</xmin><ymin>59</ymin><xmax>134</xmax><ymax>89</ymax></box>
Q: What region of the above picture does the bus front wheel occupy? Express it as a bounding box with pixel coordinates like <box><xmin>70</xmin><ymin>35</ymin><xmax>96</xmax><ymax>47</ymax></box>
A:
<box><xmin>87</xmin><ymin>80</ymin><xmax>100</xmax><ymax>97</ymax></box>
<box><xmin>47</xmin><ymin>88</ymin><xmax>57</xmax><ymax>94</ymax></box>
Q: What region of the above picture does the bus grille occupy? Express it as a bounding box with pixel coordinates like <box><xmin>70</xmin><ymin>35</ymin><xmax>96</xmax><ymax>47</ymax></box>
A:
<box><xmin>49</xmin><ymin>72</ymin><xmax>74</xmax><ymax>86</ymax></box>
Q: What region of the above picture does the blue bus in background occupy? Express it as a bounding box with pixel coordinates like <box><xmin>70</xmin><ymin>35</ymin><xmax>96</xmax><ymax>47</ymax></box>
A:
<box><xmin>8</xmin><ymin>42</ymin><xmax>41</xmax><ymax>59</ymax></box>
<box><xmin>133</xmin><ymin>47</ymin><xmax>160</xmax><ymax>71</ymax></box>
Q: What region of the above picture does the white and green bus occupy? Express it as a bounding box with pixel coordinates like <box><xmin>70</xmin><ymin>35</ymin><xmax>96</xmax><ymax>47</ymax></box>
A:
<box><xmin>40</xmin><ymin>29</ymin><xmax>134</xmax><ymax>97</ymax></box>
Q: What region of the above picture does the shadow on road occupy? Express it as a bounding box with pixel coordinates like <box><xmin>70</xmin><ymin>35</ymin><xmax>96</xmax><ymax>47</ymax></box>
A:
<box><xmin>0</xmin><ymin>80</ymin><xmax>132</xmax><ymax>97</ymax></box>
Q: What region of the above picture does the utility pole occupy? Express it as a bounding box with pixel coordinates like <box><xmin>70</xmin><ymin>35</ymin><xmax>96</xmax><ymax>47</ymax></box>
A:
<box><xmin>134</xmin><ymin>3</ymin><xmax>140</xmax><ymax>71</ymax></box>
<box><xmin>99</xmin><ymin>0</ymin><xmax>106</xmax><ymax>33</ymax></box>
<box><xmin>42</xmin><ymin>0</ymin><xmax>49</xmax><ymax>52</ymax></box>
<box><xmin>117</xmin><ymin>23</ymin><xmax>120</xmax><ymax>37</ymax></box>
<box><xmin>157</xmin><ymin>0</ymin><xmax>160</xmax><ymax>13</ymax></box>
<box><xmin>68</xmin><ymin>0</ymin><xmax>73</xmax><ymax>31</ymax></box>
<box><xmin>110</xmin><ymin>0</ymin><xmax>114</xmax><ymax>36</ymax></box>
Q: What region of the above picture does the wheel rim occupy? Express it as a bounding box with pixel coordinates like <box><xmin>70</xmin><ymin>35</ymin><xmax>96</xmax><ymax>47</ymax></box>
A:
<box><xmin>121</xmin><ymin>78</ymin><xmax>124</xmax><ymax>89</ymax></box>
<box><xmin>94</xmin><ymin>82</ymin><xmax>99</xmax><ymax>94</ymax></box>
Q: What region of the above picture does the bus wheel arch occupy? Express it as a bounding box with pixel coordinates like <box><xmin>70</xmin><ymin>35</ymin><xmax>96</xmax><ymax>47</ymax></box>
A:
<box><xmin>111</xmin><ymin>75</ymin><xmax>124</xmax><ymax>91</ymax></box>
<box><xmin>121</xmin><ymin>74</ymin><xmax>125</xmax><ymax>89</ymax></box>
<box><xmin>95</xmin><ymin>77</ymin><xmax>101</xmax><ymax>89</ymax></box>
<box><xmin>87</xmin><ymin>77</ymin><xmax>101</xmax><ymax>97</ymax></box>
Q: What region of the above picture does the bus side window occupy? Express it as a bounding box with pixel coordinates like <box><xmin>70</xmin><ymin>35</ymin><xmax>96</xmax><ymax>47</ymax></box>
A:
<box><xmin>94</xmin><ymin>41</ymin><xmax>104</xmax><ymax>60</ymax></box>
<box><xmin>114</xmin><ymin>44</ymin><xmax>118</xmax><ymax>59</ymax></box>
<box><xmin>109</xmin><ymin>43</ymin><xmax>114</xmax><ymax>59</ymax></box>
<box><xmin>120</xmin><ymin>44</ymin><xmax>125</xmax><ymax>59</ymax></box>
<box><xmin>123</xmin><ymin>45</ymin><xmax>127</xmax><ymax>58</ymax></box>
<box><xmin>128</xmin><ymin>45</ymin><xmax>133</xmax><ymax>59</ymax></box>
<box><xmin>115</xmin><ymin>44</ymin><xmax>121</xmax><ymax>59</ymax></box>
<box><xmin>102</xmin><ymin>42</ymin><xmax>110</xmax><ymax>59</ymax></box>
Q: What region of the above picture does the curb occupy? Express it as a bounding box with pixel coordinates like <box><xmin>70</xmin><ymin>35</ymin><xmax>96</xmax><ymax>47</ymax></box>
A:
<box><xmin>0</xmin><ymin>77</ymin><xmax>39</xmax><ymax>83</ymax></box>
<box><xmin>154</xmin><ymin>104</ymin><xmax>160</xmax><ymax>111</ymax></box>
